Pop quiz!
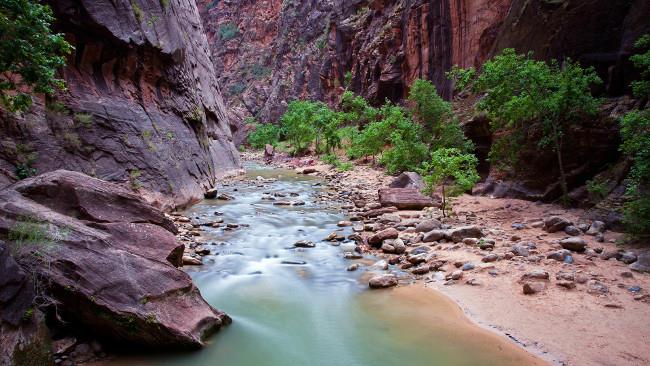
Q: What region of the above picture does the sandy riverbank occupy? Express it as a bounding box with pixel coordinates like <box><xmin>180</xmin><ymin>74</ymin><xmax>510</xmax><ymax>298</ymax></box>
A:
<box><xmin>247</xmin><ymin>150</ymin><xmax>650</xmax><ymax>366</ymax></box>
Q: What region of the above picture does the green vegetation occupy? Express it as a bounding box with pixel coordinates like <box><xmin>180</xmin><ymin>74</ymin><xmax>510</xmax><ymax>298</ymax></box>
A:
<box><xmin>419</xmin><ymin>148</ymin><xmax>479</xmax><ymax>217</ymax></box>
<box><xmin>8</xmin><ymin>218</ymin><xmax>49</xmax><ymax>246</ymax></box>
<box><xmin>322</xmin><ymin>153</ymin><xmax>353</xmax><ymax>172</ymax></box>
<box><xmin>129</xmin><ymin>169</ymin><xmax>143</xmax><ymax>191</ymax></box>
<box><xmin>344</xmin><ymin>71</ymin><xmax>353</xmax><ymax>88</ymax></box>
<box><xmin>219</xmin><ymin>22</ymin><xmax>239</xmax><ymax>41</ymax></box>
<box><xmin>619</xmin><ymin>34</ymin><xmax>650</xmax><ymax>238</ymax></box>
<box><xmin>131</xmin><ymin>0</ymin><xmax>143</xmax><ymax>22</ymax></box>
<box><xmin>450</xmin><ymin>48</ymin><xmax>601</xmax><ymax>204</ymax></box>
<box><xmin>74</xmin><ymin>112</ymin><xmax>93</xmax><ymax>128</ymax></box>
<box><xmin>0</xmin><ymin>0</ymin><xmax>72</xmax><ymax>111</ymax></box>
<box><xmin>247</xmin><ymin>122</ymin><xmax>281</xmax><ymax>149</ymax></box>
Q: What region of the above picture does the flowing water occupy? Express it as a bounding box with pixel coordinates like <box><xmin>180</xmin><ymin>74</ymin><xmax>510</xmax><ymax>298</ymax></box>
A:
<box><xmin>109</xmin><ymin>164</ymin><xmax>546</xmax><ymax>366</ymax></box>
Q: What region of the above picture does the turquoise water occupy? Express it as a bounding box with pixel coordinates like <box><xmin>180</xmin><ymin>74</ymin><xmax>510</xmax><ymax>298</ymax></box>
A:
<box><xmin>107</xmin><ymin>165</ymin><xmax>544</xmax><ymax>366</ymax></box>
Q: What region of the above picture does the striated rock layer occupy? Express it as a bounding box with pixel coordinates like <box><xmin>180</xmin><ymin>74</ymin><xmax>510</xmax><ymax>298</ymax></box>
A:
<box><xmin>0</xmin><ymin>0</ymin><xmax>241</xmax><ymax>209</ymax></box>
<box><xmin>0</xmin><ymin>170</ymin><xmax>230</xmax><ymax>353</ymax></box>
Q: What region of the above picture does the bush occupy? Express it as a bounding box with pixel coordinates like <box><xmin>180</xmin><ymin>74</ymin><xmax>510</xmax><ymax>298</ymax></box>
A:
<box><xmin>620</xmin><ymin>109</ymin><xmax>650</xmax><ymax>238</ymax></box>
<box><xmin>458</xmin><ymin>48</ymin><xmax>601</xmax><ymax>203</ymax></box>
<box><xmin>340</xmin><ymin>91</ymin><xmax>378</xmax><ymax>126</ymax></box>
<box><xmin>0</xmin><ymin>0</ymin><xmax>72</xmax><ymax>111</ymax></box>
<box><xmin>419</xmin><ymin>148</ymin><xmax>479</xmax><ymax>217</ymax></box>
<box><xmin>247</xmin><ymin>123</ymin><xmax>280</xmax><ymax>149</ymax></box>
<box><xmin>219</xmin><ymin>22</ymin><xmax>239</xmax><ymax>40</ymax></box>
<box><xmin>630</xmin><ymin>34</ymin><xmax>650</xmax><ymax>99</ymax></box>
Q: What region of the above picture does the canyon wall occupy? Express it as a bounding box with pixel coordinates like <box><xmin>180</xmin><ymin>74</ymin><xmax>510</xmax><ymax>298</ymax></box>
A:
<box><xmin>0</xmin><ymin>0</ymin><xmax>240</xmax><ymax>209</ymax></box>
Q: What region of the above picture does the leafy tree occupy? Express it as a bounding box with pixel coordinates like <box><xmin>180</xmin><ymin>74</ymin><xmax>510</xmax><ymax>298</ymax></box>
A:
<box><xmin>0</xmin><ymin>0</ymin><xmax>72</xmax><ymax>111</ymax></box>
<box><xmin>280</xmin><ymin>100</ymin><xmax>318</xmax><ymax>155</ymax></box>
<box><xmin>619</xmin><ymin>34</ymin><xmax>650</xmax><ymax>238</ymax></box>
<box><xmin>408</xmin><ymin>79</ymin><xmax>473</xmax><ymax>153</ymax></box>
<box><xmin>630</xmin><ymin>34</ymin><xmax>650</xmax><ymax>99</ymax></box>
<box><xmin>419</xmin><ymin>148</ymin><xmax>479</xmax><ymax>217</ymax></box>
<box><xmin>340</xmin><ymin>90</ymin><xmax>378</xmax><ymax>126</ymax></box>
<box><xmin>247</xmin><ymin>123</ymin><xmax>281</xmax><ymax>149</ymax></box>
<box><xmin>378</xmin><ymin>104</ymin><xmax>428</xmax><ymax>174</ymax></box>
<box><xmin>457</xmin><ymin>48</ymin><xmax>601</xmax><ymax>204</ymax></box>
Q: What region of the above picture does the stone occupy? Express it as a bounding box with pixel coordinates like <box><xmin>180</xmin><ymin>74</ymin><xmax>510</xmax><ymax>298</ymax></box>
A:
<box><xmin>389</xmin><ymin>172</ymin><xmax>425</xmax><ymax>190</ymax></box>
<box><xmin>347</xmin><ymin>264</ymin><xmax>360</xmax><ymax>271</ymax></box>
<box><xmin>344</xmin><ymin>252</ymin><xmax>363</xmax><ymax>260</ymax></box>
<box><xmin>511</xmin><ymin>244</ymin><xmax>530</xmax><ymax>257</ymax></box>
<box><xmin>463</xmin><ymin>237</ymin><xmax>479</xmax><ymax>246</ymax></box>
<box><xmin>446</xmin><ymin>226</ymin><xmax>484</xmax><ymax>243</ymax></box>
<box><xmin>0</xmin><ymin>171</ymin><xmax>231</xmax><ymax>347</ymax></box>
<box><xmin>415</xmin><ymin>219</ymin><xmax>442</xmax><ymax>232</ymax></box>
<box><xmin>547</xmin><ymin>249</ymin><xmax>572</xmax><ymax>262</ymax></box>
<box><xmin>630</xmin><ymin>253</ymin><xmax>650</xmax><ymax>273</ymax></box>
<box><xmin>368</xmin><ymin>228</ymin><xmax>399</xmax><ymax>247</ymax></box>
<box><xmin>564</xmin><ymin>225</ymin><xmax>581</xmax><ymax>236</ymax></box>
<box><xmin>521</xmin><ymin>270</ymin><xmax>550</xmax><ymax>281</ymax></box>
<box><xmin>392</xmin><ymin>239</ymin><xmax>407</xmax><ymax>254</ymax></box>
<box><xmin>264</xmin><ymin>144</ymin><xmax>275</xmax><ymax>162</ymax></box>
<box><xmin>482</xmin><ymin>254</ymin><xmax>498</xmax><ymax>263</ymax></box>
<box><xmin>586</xmin><ymin>221</ymin><xmax>606</xmax><ymax>235</ymax></box>
<box><xmin>544</xmin><ymin>216</ymin><xmax>572</xmax><ymax>233</ymax></box>
<box><xmin>450</xmin><ymin>270</ymin><xmax>463</xmax><ymax>280</ymax></box>
<box><xmin>281</xmin><ymin>260</ymin><xmax>307</xmax><ymax>265</ymax></box>
<box><xmin>411</xmin><ymin>265</ymin><xmax>431</xmax><ymax>275</ymax></box>
<box><xmin>369</xmin><ymin>275</ymin><xmax>398</xmax><ymax>289</ymax></box>
<box><xmin>381</xmin><ymin>243</ymin><xmax>396</xmax><ymax>253</ymax></box>
<box><xmin>587</xmin><ymin>280</ymin><xmax>609</xmax><ymax>295</ymax></box>
<box><xmin>204</xmin><ymin>188</ymin><xmax>218</xmax><ymax>199</ymax></box>
<box><xmin>337</xmin><ymin>221</ymin><xmax>353</xmax><ymax>227</ymax></box>
<box><xmin>523</xmin><ymin>282</ymin><xmax>546</xmax><ymax>295</ymax></box>
<box><xmin>556</xmin><ymin>281</ymin><xmax>576</xmax><ymax>289</ymax></box>
<box><xmin>620</xmin><ymin>251</ymin><xmax>637</xmax><ymax>264</ymax></box>
<box><xmin>559</xmin><ymin>237</ymin><xmax>587</xmax><ymax>252</ymax></box>
<box><xmin>378</xmin><ymin>188</ymin><xmax>434</xmax><ymax>210</ymax></box>
<box><xmin>409</xmin><ymin>246</ymin><xmax>431</xmax><ymax>255</ymax></box>
<box><xmin>461</xmin><ymin>263</ymin><xmax>475</xmax><ymax>271</ymax></box>
<box><xmin>600</xmin><ymin>250</ymin><xmax>622</xmax><ymax>260</ymax></box>
<box><xmin>53</xmin><ymin>337</ymin><xmax>77</xmax><ymax>355</ymax></box>
<box><xmin>293</xmin><ymin>240</ymin><xmax>316</xmax><ymax>248</ymax></box>
<box><xmin>182</xmin><ymin>256</ymin><xmax>203</xmax><ymax>265</ymax></box>
<box><xmin>422</xmin><ymin>230</ymin><xmax>445</xmax><ymax>243</ymax></box>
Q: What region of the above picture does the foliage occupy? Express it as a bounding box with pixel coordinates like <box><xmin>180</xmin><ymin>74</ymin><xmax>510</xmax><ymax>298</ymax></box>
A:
<box><xmin>620</xmin><ymin>109</ymin><xmax>650</xmax><ymax>237</ymax></box>
<box><xmin>419</xmin><ymin>148</ymin><xmax>479</xmax><ymax>217</ymax></box>
<box><xmin>247</xmin><ymin>123</ymin><xmax>281</xmax><ymax>149</ymax></box>
<box><xmin>280</xmin><ymin>100</ymin><xmax>318</xmax><ymax>155</ymax></box>
<box><xmin>446</xmin><ymin>65</ymin><xmax>476</xmax><ymax>92</ymax></box>
<box><xmin>8</xmin><ymin>218</ymin><xmax>49</xmax><ymax>246</ymax></box>
<box><xmin>219</xmin><ymin>22</ymin><xmax>239</xmax><ymax>41</ymax></box>
<box><xmin>322</xmin><ymin>153</ymin><xmax>353</xmax><ymax>171</ymax></box>
<box><xmin>344</xmin><ymin>71</ymin><xmax>353</xmax><ymax>88</ymax></box>
<box><xmin>408</xmin><ymin>79</ymin><xmax>472</xmax><ymax>152</ymax></box>
<box><xmin>131</xmin><ymin>0</ymin><xmax>143</xmax><ymax>21</ymax></box>
<box><xmin>15</xmin><ymin>164</ymin><xmax>36</xmax><ymax>179</ymax></box>
<box><xmin>0</xmin><ymin>0</ymin><xmax>73</xmax><ymax>111</ymax></box>
<box><xmin>340</xmin><ymin>90</ymin><xmax>378</xmax><ymax>126</ymax></box>
<box><xmin>73</xmin><ymin>112</ymin><xmax>93</xmax><ymax>128</ymax></box>
<box><xmin>129</xmin><ymin>169</ymin><xmax>142</xmax><ymax>191</ymax></box>
<box><xmin>460</xmin><ymin>48</ymin><xmax>601</xmax><ymax>203</ymax></box>
<box><xmin>586</xmin><ymin>177</ymin><xmax>608</xmax><ymax>201</ymax></box>
<box><xmin>630</xmin><ymin>34</ymin><xmax>650</xmax><ymax>99</ymax></box>
<box><xmin>377</xmin><ymin>104</ymin><xmax>428</xmax><ymax>174</ymax></box>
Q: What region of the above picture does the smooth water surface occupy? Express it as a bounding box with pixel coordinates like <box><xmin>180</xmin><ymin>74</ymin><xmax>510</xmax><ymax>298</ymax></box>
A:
<box><xmin>108</xmin><ymin>164</ymin><xmax>545</xmax><ymax>366</ymax></box>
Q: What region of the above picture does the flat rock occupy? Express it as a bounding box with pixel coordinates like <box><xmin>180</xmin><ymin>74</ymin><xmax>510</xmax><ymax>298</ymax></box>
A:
<box><xmin>389</xmin><ymin>172</ymin><xmax>425</xmax><ymax>190</ymax></box>
<box><xmin>523</xmin><ymin>282</ymin><xmax>546</xmax><ymax>295</ymax></box>
<box><xmin>544</xmin><ymin>216</ymin><xmax>572</xmax><ymax>233</ymax></box>
<box><xmin>559</xmin><ymin>237</ymin><xmax>587</xmax><ymax>252</ymax></box>
<box><xmin>378</xmin><ymin>188</ymin><xmax>434</xmax><ymax>210</ymax></box>
<box><xmin>414</xmin><ymin>219</ymin><xmax>442</xmax><ymax>232</ymax></box>
<box><xmin>368</xmin><ymin>228</ymin><xmax>399</xmax><ymax>247</ymax></box>
<box><xmin>446</xmin><ymin>226</ymin><xmax>484</xmax><ymax>243</ymax></box>
<box><xmin>422</xmin><ymin>229</ymin><xmax>445</xmax><ymax>243</ymax></box>
<box><xmin>630</xmin><ymin>253</ymin><xmax>650</xmax><ymax>273</ymax></box>
<box><xmin>368</xmin><ymin>275</ymin><xmax>398</xmax><ymax>289</ymax></box>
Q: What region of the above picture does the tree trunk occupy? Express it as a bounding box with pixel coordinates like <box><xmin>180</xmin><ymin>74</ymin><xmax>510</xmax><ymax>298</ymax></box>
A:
<box><xmin>441</xmin><ymin>184</ymin><xmax>447</xmax><ymax>217</ymax></box>
<box><xmin>552</xmin><ymin>125</ymin><xmax>569</xmax><ymax>206</ymax></box>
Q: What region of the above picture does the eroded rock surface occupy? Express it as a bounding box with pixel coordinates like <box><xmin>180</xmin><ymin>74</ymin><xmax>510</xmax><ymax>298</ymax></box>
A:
<box><xmin>0</xmin><ymin>171</ymin><xmax>230</xmax><ymax>349</ymax></box>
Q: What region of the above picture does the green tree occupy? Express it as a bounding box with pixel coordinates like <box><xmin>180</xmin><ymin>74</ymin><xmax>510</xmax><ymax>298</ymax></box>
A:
<box><xmin>340</xmin><ymin>90</ymin><xmax>378</xmax><ymax>126</ymax></box>
<box><xmin>458</xmin><ymin>49</ymin><xmax>601</xmax><ymax>204</ymax></box>
<box><xmin>280</xmin><ymin>100</ymin><xmax>318</xmax><ymax>155</ymax></box>
<box><xmin>619</xmin><ymin>34</ymin><xmax>650</xmax><ymax>238</ymax></box>
<box><xmin>0</xmin><ymin>0</ymin><xmax>72</xmax><ymax>111</ymax></box>
<box><xmin>419</xmin><ymin>148</ymin><xmax>479</xmax><ymax>217</ymax></box>
<box><xmin>247</xmin><ymin>123</ymin><xmax>281</xmax><ymax>149</ymax></box>
<box><xmin>378</xmin><ymin>104</ymin><xmax>428</xmax><ymax>174</ymax></box>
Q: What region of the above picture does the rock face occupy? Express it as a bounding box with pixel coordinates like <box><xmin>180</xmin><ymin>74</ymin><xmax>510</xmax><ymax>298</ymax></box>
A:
<box><xmin>0</xmin><ymin>0</ymin><xmax>240</xmax><ymax>209</ymax></box>
<box><xmin>0</xmin><ymin>171</ymin><xmax>230</xmax><ymax>349</ymax></box>
<box><xmin>378</xmin><ymin>188</ymin><xmax>434</xmax><ymax>210</ymax></box>
<box><xmin>198</xmin><ymin>0</ymin><xmax>514</xmax><ymax>123</ymax></box>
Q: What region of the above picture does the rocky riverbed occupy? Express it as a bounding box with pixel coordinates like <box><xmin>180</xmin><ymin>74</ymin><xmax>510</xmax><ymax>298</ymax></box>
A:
<box><xmin>177</xmin><ymin>150</ymin><xmax>650</xmax><ymax>366</ymax></box>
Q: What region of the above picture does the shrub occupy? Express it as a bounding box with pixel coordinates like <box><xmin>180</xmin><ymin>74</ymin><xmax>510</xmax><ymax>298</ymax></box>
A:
<box><xmin>340</xmin><ymin>91</ymin><xmax>378</xmax><ymax>126</ymax></box>
<box><xmin>219</xmin><ymin>22</ymin><xmax>239</xmax><ymax>41</ymax></box>
<box><xmin>0</xmin><ymin>0</ymin><xmax>72</xmax><ymax>111</ymax></box>
<box><xmin>129</xmin><ymin>169</ymin><xmax>143</xmax><ymax>191</ymax></box>
<box><xmin>457</xmin><ymin>48</ymin><xmax>601</xmax><ymax>204</ymax></box>
<box><xmin>620</xmin><ymin>109</ymin><xmax>650</xmax><ymax>238</ymax></box>
<box><xmin>247</xmin><ymin>123</ymin><xmax>281</xmax><ymax>149</ymax></box>
<box><xmin>74</xmin><ymin>113</ymin><xmax>93</xmax><ymax>128</ymax></box>
<box><xmin>419</xmin><ymin>148</ymin><xmax>479</xmax><ymax>217</ymax></box>
<box><xmin>630</xmin><ymin>34</ymin><xmax>650</xmax><ymax>99</ymax></box>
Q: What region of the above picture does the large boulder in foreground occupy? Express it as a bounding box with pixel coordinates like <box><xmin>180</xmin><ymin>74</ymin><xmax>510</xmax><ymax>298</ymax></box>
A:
<box><xmin>378</xmin><ymin>188</ymin><xmax>434</xmax><ymax>210</ymax></box>
<box><xmin>0</xmin><ymin>170</ymin><xmax>230</xmax><ymax>349</ymax></box>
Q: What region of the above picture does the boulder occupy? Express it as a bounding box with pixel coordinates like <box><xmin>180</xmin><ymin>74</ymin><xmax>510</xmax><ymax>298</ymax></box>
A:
<box><xmin>368</xmin><ymin>275</ymin><xmax>398</xmax><ymax>289</ymax></box>
<box><xmin>378</xmin><ymin>188</ymin><xmax>434</xmax><ymax>210</ymax></box>
<box><xmin>523</xmin><ymin>282</ymin><xmax>546</xmax><ymax>295</ymax></box>
<box><xmin>559</xmin><ymin>237</ymin><xmax>587</xmax><ymax>252</ymax></box>
<box><xmin>264</xmin><ymin>144</ymin><xmax>275</xmax><ymax>162</ymax></box>
<box><xmin>204</xmin><ymin>188</ymin><xmax>218</xmax><ymax>199</ymax></box>
<box><xmin>544</xmin><ymin>216</ymin><xmax>572</xmax><ymax>233</ymax></box>
<box><xmin>630</xmin><ymin>253</ymin><xmax>650</xmax><ymax>273</ymax></box>
<box><xmin>0</xmin><ymin>171</ymin><xmax>229</xmax><ymax>348</ymax></box>
<box><xmin>415</xmin><ymin>219</ymin><xmax>442</xmax><ymax>232</ymax></box>
<box><xmin>564</xmin><ymin>225</ymin><xmax>582</xmax><ymax>236</ymax></box>
<box><xmin>445</xmin><ymin>226</ymin><xmax>484</xmax><ymax>243</ymax></box>
<box><xmin>586</xmin><ymin>220</ymin><xmax>606</xmax><ymax>235</ymax></box>
<box><xmin>368</xmin><ymin>228</ymin><xmax>399</xmax><ymax>247</ymax></box>
<box><xmin>422</xmin><ymin>230</ymin><xmax>445</xmax><ymax>243</ymax></box>
<box><xmin>388</xmin><ymin>172</ymin><xmax>425</xmax><ymax>190</ymax></box>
